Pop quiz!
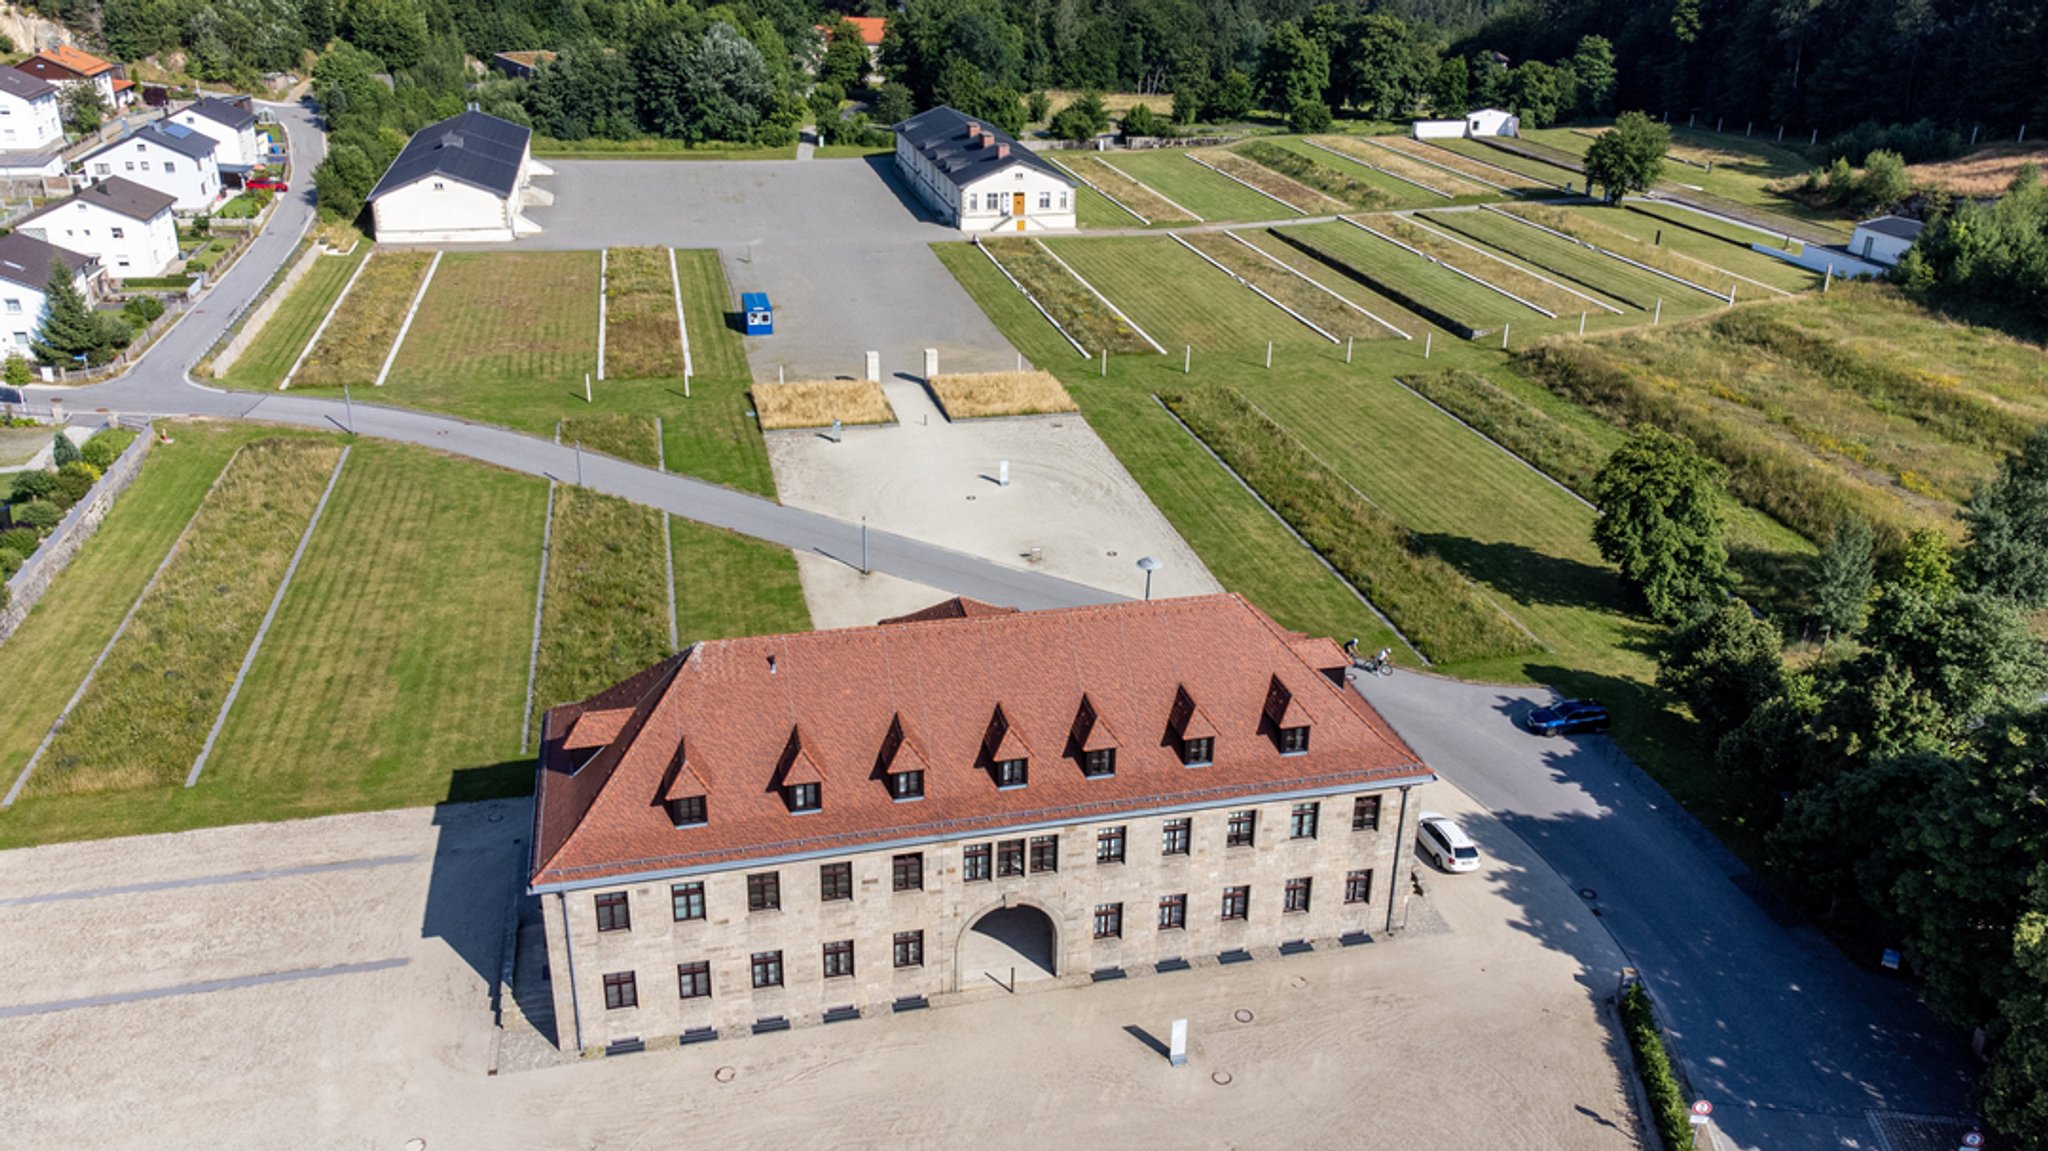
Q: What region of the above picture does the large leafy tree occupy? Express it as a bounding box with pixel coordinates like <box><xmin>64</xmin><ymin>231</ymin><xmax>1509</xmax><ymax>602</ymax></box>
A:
<box><xmin>1657</xmin><ymin>600</ymin><xmax>1786</xmax><ymax>745</ymax></box>
<box><xmin>1583</xmin><ymin>111</ymin><xmax>1670</xmax><ymax>201</ymax></box>
<box><xmin>1963</xmin><ymin>426</ymin><xmax>2048</xmax><ymax>609</ymax></box>
<box><xmin>1836</xmin><ymin>583</ymin><xmax>2048</xmax><ymax>760</ymax></box>
<box><xmin>343</xmin><ymin>0</ymin><xmax>429</xmax><ymax>69</ymax></box>
<box><xmin>1592</xmin><ymin>424</ymin><xmax>1730</xmax><ymax>621</ymax></box>
<box><xmin>1570</xmin><ymin>34</ymin><xmax>1617</xmax><ymax>115</ymax></box>
<box><xmin>681</xmin><ymin>23</ymin><xmax>777</xmax><ymax>143</ymax></box>
<box><xmin>1255</xmin><ymin>22</ymin><xmax>1327</xmax><ymax>119</ymax></box>
<box><xmin>820</xmin><ymin>19</ymin><xmax>872</xmax><ymax>92</ymax></box>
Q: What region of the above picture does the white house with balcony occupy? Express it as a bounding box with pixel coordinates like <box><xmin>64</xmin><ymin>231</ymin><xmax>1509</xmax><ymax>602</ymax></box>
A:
<box><xmin>893</xmin><ymin>106</ymin><xmax>1075</xmax><ymax>233</ymax></box>
<box><xmin>16</xmin><ymin>177</ymin><xmax>178</xmax><ymax>278</ymax></box>
<box><xmin>79</xmin><ymin>122</ymin><xmax>222</xmax><ymax>212</ymax></box>
<box><xmin>169</xmin><ymin>96</ymin><xmax>262</xmax><ymax>175</ymax></box>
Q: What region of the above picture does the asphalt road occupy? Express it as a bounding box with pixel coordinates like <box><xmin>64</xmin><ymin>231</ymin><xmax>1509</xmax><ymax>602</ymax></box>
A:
<box><xmin>1354</xmin><ymin>670</ymin><xmax>1976</xmax><ymax>1151</ymax></box>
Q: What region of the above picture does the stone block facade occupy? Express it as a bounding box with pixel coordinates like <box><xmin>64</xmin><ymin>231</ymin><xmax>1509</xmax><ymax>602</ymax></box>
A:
<box><xmin>545</xmin><ymin>782</ymin><xmax>1421</xmax><ymax>1054</ymax></box>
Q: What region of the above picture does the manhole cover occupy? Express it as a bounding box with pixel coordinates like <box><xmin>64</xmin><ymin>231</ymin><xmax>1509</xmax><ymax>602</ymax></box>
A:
<box><xmin>1211</xmin><ymin>1071</ymin><xmax>1233</xmax><ymax>1086</ymax></box>
<box><xmin>1233</xmin><ymin>1009</ymin><xmax>1254</xmax><ymax>1023</ymax></box>
<box><xmin>403</xmin><ymin>1140</ymin><xmax>426</xmax><ymax>1151</ymax></box>
<box><xmin>714</xmin><ymin>1066</ymin><xmax>736</xmax><ymax>1084</ymax></box>
<box><xmin>487</xmin><ymin>811</ymin><xmax>504</xmax><ymax>823</ymax></box>
<box><xmin>1579</xmin><ymin>888</ymin><xmax>1597</xmax><ymax>900</ymax></box>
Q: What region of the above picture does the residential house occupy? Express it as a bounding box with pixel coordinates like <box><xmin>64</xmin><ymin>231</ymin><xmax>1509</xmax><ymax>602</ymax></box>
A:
<box><xmin>17</xmin><ymin>177</ymin><xmax>179</xmax><ymax>278</ymax></box>
<box><xmin>0</xmin><ymin>231</ymin><xmax>102</xmax><ymax>355</ymax></box>
<box><xmin>168</xmin><ymin>96</ymin><xmax>261</xmax><ymax>176</ymax></box>
<box><xmin>0</xmin><ymin>69</ymin><xmax>64</xmax><ymax>153</ymax></box>
<box><xmin>14</xmin><ymin>45</ymin><xmax>129</xmax><ymax>111</ymax></box>
<box><xmin>79</xmin><ymin>122</ymin><xmax>221</xmax><ymax>212</ymax></box>
<box><xmin>489</xmin><ymin>51</ymin><xmax>557</xmax><ymax>80</ymax></box>
<box><xmin>815</xmin><ymin>17</ymin><xmax>886</xmax><ymax>75</ymax></box>
<box><xmin>532</xmin><ymin>593</ymin><xmax>1432</xmax><ymax>1053</ymax></box>
<box><xmin>366</xmin><ymin>109</ymin><xmax>550</xmax><ymax>243</ymax></box>
<box><xmin>893</xmin><ymin>106</ymin><xmax>1076</xmax><ymax>232</ymax></box>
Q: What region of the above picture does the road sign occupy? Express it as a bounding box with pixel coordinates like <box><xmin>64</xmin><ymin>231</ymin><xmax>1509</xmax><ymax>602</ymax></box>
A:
<box><xmin>1690</xmin><ymin>1114</ymin><xmax>1710</xmax><ymax>1127</ymax></box>
<box><xmin>1692</xmin><ymin>1101</ymin><xmax>1713</xmax><ymax>1116</ymax></box>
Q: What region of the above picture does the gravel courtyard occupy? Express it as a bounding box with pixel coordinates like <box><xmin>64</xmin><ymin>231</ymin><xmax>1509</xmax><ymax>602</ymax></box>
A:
<box><xmin>518</xmin><ymin>157</ymin><xmax>1026</xmax><ymax>383</ymax></box>
<box><xmin>767</xmin><ymin>377</ymin><xmax>1221</xmax><ymax>628</ymax></box>
<box><xmin>0</xmin><ymin>779</ymin><xmax>1645</xmax><ymax>1150</ymax></box>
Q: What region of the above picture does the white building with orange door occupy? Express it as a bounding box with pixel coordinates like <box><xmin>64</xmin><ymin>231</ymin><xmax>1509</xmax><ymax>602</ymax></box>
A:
<box><xmin>893</xmin><ymin>106</ymin><xmax>1075</xmax><ymax>233</ymax></box>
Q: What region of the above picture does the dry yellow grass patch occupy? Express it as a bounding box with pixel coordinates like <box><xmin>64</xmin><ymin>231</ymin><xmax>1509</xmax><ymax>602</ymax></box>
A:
<box><xmin>752</xmin><ymin>378</ymin><xmax>893</xmax><ymax>429</ymax></box>
<box><xmin>928</xmin><ymin>371</ymin><xmax>1079</xmax><ymax>419</ymax></box>
<box><xmin>1907</xmin><ymin>144</ymin><xmax>2048</xmax><ymax>196</ymax></box>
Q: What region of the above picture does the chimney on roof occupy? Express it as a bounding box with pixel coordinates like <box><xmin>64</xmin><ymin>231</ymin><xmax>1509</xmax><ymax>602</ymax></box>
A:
<box><xmin>996</xmin><ymin>143</ymin><xmax>1009</xmax><ymax>158</ymax></box>
<box><xmin>768</xmin><ymin>654</ymin><xmax>778</xmax><ymax>675</ymax></box>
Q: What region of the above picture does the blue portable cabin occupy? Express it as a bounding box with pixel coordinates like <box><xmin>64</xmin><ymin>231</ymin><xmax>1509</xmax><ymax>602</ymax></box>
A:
<box><xmin>742</xmin><ymin>292</ymin><xmax>773</xmax><ymax>336</ymax></box>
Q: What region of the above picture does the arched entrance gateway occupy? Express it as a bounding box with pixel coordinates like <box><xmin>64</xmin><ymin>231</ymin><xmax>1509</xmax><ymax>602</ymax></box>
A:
<box><xmin>956</xmin><ymin>902</ymin><xmax>1058</xmax><ymax>991</ymax></box>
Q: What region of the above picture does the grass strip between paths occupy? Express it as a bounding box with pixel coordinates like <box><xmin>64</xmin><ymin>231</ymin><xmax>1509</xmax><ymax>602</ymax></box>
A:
<box><xmin>215</xmin><ymin>247</ymin><xmax>368</xmax><ymax>390</ymax></box>
<box><xmin>1056</xmin><ymin>154</ymin><xmax>1193</xmax><ymax>223</ymax></box>
<box><xmin>293</xmin><ymin>251</ymin><xmax>435</xmax><ymax>390</ymax></box>
<box><xmin>982</xmin><ymin>238</ymin><xmax>1154</xmax><ymax>354</ymax></box>
<box><xmin>605</xmin><ymin>247</ymin><xmax>689</xmax><ymax>379</ymax></box>
<box><xmin>530</xmin><ymin>485</ymin><xmax>673</xmax><ymax>746</ymax></box>
<box><xmin>1195</xmin><ymin>150</ymin><xmax>1332</xmax><ymax>214</ymax></box>
<box><xmin>28</xmin><ymin>439</ymin><xmax>347</xmax><ymax>797</ymax></box>
<box><xmin>1161</xmin><ymin>386</ymin><xmax>1539</xmax><ymax>665</ymax></box>
<box><xmin>1233</xmin><ymin>140</ymin><xmax>1392</xmax><ymax>209</ymax></box>
<box><xmin>1401</xmin><ymin>369</ymin><xmax>1607</xmax><ymax>500</ymax></box>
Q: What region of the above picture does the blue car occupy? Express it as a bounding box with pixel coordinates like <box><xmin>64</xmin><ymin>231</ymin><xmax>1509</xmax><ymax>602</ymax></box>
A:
<box><xmin>1525</xmin><ymin>699</ymin><xmax>1611</xmax><ymax>737</ymax></box>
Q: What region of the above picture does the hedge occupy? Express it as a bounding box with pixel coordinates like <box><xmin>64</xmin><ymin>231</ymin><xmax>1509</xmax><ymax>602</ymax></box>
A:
<box><xmin>1620</xmin><ymin>982</ymin><xmax>1693</xmax><ymax>1149</ymax></box>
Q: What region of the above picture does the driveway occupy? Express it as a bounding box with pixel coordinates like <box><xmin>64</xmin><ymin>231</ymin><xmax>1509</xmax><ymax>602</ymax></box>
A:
<box><xmin>1352</xmin><ymin>670</ymin><xmax>1979</xmax><ymax>1151</ymax></box>
<box><xmin>519</xmin><ymin>157</ymin><xmax>1024</xmax><ymax>382</ymax></box>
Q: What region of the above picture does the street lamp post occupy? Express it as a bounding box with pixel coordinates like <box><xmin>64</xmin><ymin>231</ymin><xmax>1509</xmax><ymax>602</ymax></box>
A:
<box><xmin>1136</xmin><ymin>555</ymin><xmax>1162</xmax><ymax>601</ymax></box>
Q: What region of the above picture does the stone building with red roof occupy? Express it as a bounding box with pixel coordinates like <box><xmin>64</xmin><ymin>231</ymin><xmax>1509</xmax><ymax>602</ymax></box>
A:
<box><xmin>532</xmin><ymin>594</ymin><xmax>1433</xmax><ymax>1053</ymax></box>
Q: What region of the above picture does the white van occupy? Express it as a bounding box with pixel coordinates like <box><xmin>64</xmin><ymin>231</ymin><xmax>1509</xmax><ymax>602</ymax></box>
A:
<box><xmin>1417</xmin><ymin>812</ymin><xmax>1481</xmax><ymax>873</ymax></box>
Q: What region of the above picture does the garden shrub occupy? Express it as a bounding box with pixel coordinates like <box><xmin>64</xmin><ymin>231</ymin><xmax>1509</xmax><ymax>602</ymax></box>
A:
<box><xmin>7</xmin><ymin>469</ymin><xmax>55</xmax><ymax>503</ymax></box>
<box><xmin>12</xmin><ymin>499</ymin><xmax>61</xmax><ymax>531</ymax></box>
<box><xmin>123</xmin><ymin>295</ymin><xmax>166</xmax><ymax>324</ymax></box>
<box><xmin>0</xmin><ymin>526</ymin><xmax>38</xmax><ymax>553</ymax></box>
<box><xmin>50</xmin><ymin>432</ymin><xmax>80</xmax><ymax>467</ymax></box>
<box><xmin>80</xmin><ymin>437</ymin><xmax>117</xmax><ymax>470</ymax></box>
<box><xmin>52</xmin><ymin>467</ymin><xmax>94</xmax><ymax>505</ymax></box>
<box><xmin>1620</xmin><ymin>983</ymin><xmax>1693</xmax><ymax>1150</ymax></box>
<box><xmin>59</xmin><ymin>459</ymin><xmax>100</xmax><ymax>483</ymax></box>
<box><xmin>0</xmin><ymin>546</ymin><xmax>20</xmax><ymax>577</ymax></box>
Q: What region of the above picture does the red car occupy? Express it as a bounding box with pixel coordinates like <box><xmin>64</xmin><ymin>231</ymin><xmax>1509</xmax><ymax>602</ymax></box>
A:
<box><xmin>245</xmin><ymin>179</ymin><xmax>289</xmax><ymax>192</ymax></box>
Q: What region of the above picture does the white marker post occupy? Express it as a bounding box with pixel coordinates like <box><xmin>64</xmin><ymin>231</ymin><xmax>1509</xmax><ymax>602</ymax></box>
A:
<box><xmin>584</xmin><ymin>373</ymin><xmax>592</xmax><ymax>404</ymax></box>
<box><xmin>1184</xmin><ymin>345</ymin><xmax>1191</xmax><ymax>374</ymax></box>
<box><xmin>1654</xmin><ymin>299</ymin><xmax>1663</xmax><ymax>325</ymax></box>
<box><xmin>998</xmin><ymin>460</ymin><xmax>1010</xmax><ymax>487</ymax></box>
<box><xmin>864</xmin><ymin>351</ymin><xmax>880</xmax><ymax>383</ymax></box>
<box><xmin>1169</xmin><ymin>1019</ymin><xmax>1188</xmax><ymax>1067</ymax></box>
<box><xmin>923</xmin><ymin>347</ymin><xmax>938</xmax><ymax>380</ymax></box>
<box><xmin>1346</xmin><ymin>335</ymin><xmax>1354</xmax><ymax>363</ymax></box>
<box><xmin>1501</xmin><ymin>323</ymin><xmax>1510</xmax><ymax>350</ymax></box>
<box><xmin>1424</xmin><ymin>332</ymin><xmax>1432</xmax><ymax>359</ymax></box>
<box><xmin>1100</xmin><ymin>348</ymin><xmax>1107</xmax><ymax>377</ymax></box>
<box><xmin>1579</xmin><ymin>312</ymin><xmax>1587</xmax><ymax>336</ymax></box>
<box><xmin>1266</xmin><ymin>340</ymin><xmax>1273</xmax><ymax>369</ymax></box>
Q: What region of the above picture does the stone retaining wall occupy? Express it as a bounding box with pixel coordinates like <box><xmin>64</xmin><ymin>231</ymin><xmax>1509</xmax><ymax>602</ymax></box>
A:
<box><xmin>0</xmin><ymin>425</ymin><xmax>151</xmax><ymax>645</ymax></box>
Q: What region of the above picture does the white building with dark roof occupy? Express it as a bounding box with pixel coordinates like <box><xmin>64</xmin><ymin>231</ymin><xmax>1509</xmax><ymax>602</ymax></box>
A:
<box><xmin>366</xmin><ymin>110</ymin><xmax>550</xmax><ymax>243</ymax></box>
<box><xmin>1849</xmin><ymin>215</ymin><xmax>1923</xmax><ymax>266</ymax></box>
<box><xmin>79</xmin><ymin>122</ymin><xmax>221</xmax><ymax>212</ymax></box>
<box><xmin>168</xmin><ymin>96</ymin><xmax>262</xmax><ymax>173</ymax></box>
<box><xmin>893</xmin><ymin>106</ymin><xmax>1076</xmax><ymax>233</ymax></box>
<box><xmin>0</xmin><ymin>69</ymin><xmax>63</xmax><ymax>154</ymax></box>
<box><xmin>17</xmin><ymin>177</ymin><xmax>179</xmax><ymax>278</ymax></box>
<box><xmin>0</xmin><ymin>231</ymin><xmax>101</xmax><ymax>354</ymax></box>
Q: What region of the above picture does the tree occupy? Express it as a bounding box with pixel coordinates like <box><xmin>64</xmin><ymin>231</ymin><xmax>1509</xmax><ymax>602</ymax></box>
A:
<box><xmin>872</xmin><ymin>82</ymin><xmax>914</xmax><ymax>125</ymax></box>
<box><xmin>1839</xmin><ymin>583</ymin><xmax>2048</xmax><ymax>759</ymax></box>
<box><xmin>1963</xmin><ymin>426</ymin><xmax>2048</xmax><ymax>608</ymax></box>
<box><xmin>1894</xmin><ymin>527</ymin><xmax>1958</xmax><ymax>599</ymax></box>
<box><xmin>1507</xmin><ymin>60</ymin><xmax>1573</xmax><ymax>127</ymax></box>
<box><xmin>30</xmin><ymin>261</ymin><xmax>102</xmax><ymax>367</ymax></box>
<box><xmin>1570</xmin><ymin>35</ymin><xmax>1617</xmax><ymax>115</ymax></box>
<box><xmin>1852</xmin><ymin>149</ymin><xmax>1911</xmax><ymax>213</ymax></box>
<box><xmin>1047</xmin><ymin>93</ymin><xmax>1104</xmax><ymax>143</ymax></box>
<box><xmin>1583</xmin><ymin>111</ymin><xmax>1669</xmax><ymax>201</ymax></box>
<box><xmin>1256</xmin><ymin>22</ymin><xmax>1328</xmax><ymax>118</ymax></box>
<box><xmin>1121</xmin><ymin>102</ymin><xmax>1165</xmax><ymax>140</ymax></box>
<box><xmin>1809</xmin><ymin>516</ymin><xmax>1875</xmax><ymax>637</ymax></box>
<box><xmin>50</xmin><ymin>430</ymin><xmax>81</xmax><ymax>468</ymax></box>
<box><xmin>1592</xmin><ymin>425</ymin><xmax>1731</xmax><ymax>621</ymax></box>
<box><xmin>821</xmin><ymin>19</ymin><xmax>871</xmax><ymax>92</ymax></box>
<box><xmin>3</xmin><ymin>355</ymin><xmax>29</xmax><ymax>389</ymax></box>
<box><xmin>1026</xmin><ymin>90</ymin><xmax>1050</xmax><ymax>123</ymax></box>
<box><xmin>1287</xmin><ymin>94</ymin><xmax>1332</xmax><ymax>133</ymax></box>
<box><xmin>682</xmin><ymin>24</ymin><xmax>778</xmax><ymax>143</ymax></box>
<box><xmin>1208</xmin><ymin>70</ymin><xmax>1253</xmax><ymax>121</ymax></box>
<box><xmin>1657</xmin><ymin>599</ymin><xmax>1786</xmax><ymax>744</ymax></box>
<box><xmin>1430</xmin><ymin>55</ymin><xmax>1469</xmax><ymax>117</ymax></box>
<box><xmin>1170</xmin><ymin>76</ymin><xmax>1204</xmax><ymax>125</ymax></box>
<box><xmin>312</xmin><ymin>141</ymin><xmax>376</xmax><ymax>219</ymax></box>
<box><xmin>60</xmin><ymin>83</ymin><xmax>106</xmax><ymax>133</ymax></box>
<box><xmin>344</xmin><ymin>0</ymin><xmax>429</xmax><ymax>70</ymax></box>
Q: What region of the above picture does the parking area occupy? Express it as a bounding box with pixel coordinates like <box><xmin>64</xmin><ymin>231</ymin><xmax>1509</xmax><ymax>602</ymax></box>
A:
<box><xmin>0</xmin><ymin>778</ymin><xmax>1643</xmax><ymax>1150</ymax></box>
<box><xmin>519</xmin><ymin>158</ymin><xmax>1024</xmax><ymax>382</ymax></box>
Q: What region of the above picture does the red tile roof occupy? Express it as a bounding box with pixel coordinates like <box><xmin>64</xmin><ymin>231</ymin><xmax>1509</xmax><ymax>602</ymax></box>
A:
<box><xmin>531</xmin><ymin>594</ymin><xmax>1430</xmax><ymax>889</ymax></box>
<box><xmin>879</xmin><ymin>595</ymin><xmax>1016</xmax><ymax>625</ymax></box>
<box><xmin>28</xmin><ymin>45</ymin><xmax>113</xmax><ymax>77</ymax></box>
<box><xmin>817</xmin><ymin>15</ymin><xmax>888</xmax><ymax>46</ymax></box>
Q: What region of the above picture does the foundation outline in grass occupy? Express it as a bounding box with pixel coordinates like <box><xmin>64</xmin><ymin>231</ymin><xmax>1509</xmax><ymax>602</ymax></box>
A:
<box><xmin>1074</xmin><ymin>154</ymin><xmax>1204</xmax><ymax>222</ymax></box>
<box><xmin>279</xmin><ymin>251</ymin><xmax>374</xmax><ymax>391</ymax></box>
<box><xmin>1403</xmin><ymin>213</ymin><xmax>1624</xmax><ymax>315</ymax></box>
<box><xmin>1169</xmin><ymin>232</ymin><xmax>1339</xmax><ymax>343</ymax></box>
<box><xmin>1046</xmin><ymin>155</ymin><xmax>1149</xmax><ymax>225</ymax></box>
<box><xmin>1345</xmin><ymin>216</ymin><xmax>1558</xmax><ymax>318</ymax></box>
<box><xmin>1185</xmin><ymin>151</ymin><xmax>1315</xmax><ymax>217</ymax></box>
<box><xmin>1031</xmin><ymin>238</ymin><xmax>1167</xmax><ymax>354</ymax></box>
<box><xmin>373</xmin><ymin>249</ymin><xmax>444</xmax><ymax>386</ymax></box>
<box><xmin>974</xmin><ymin>238</ymin><xmax>1091</xmax><ymax>358</ymax></box>
<box><xmin>185</xmin><ymin>445</ymin><xmax>352</xmax><ymax>788</ymax></box>
<box><xmin>1486</xmin><ymin>205</ymin><xmax>1729</xmax><ymax>301</ymax></box>
<box><xmin>1299</xmin><ymin>137</ymin><xmax>1453</xmax><ymax>200</ymax></box>
<box><xmin>1390</xmin><ymin>376</ymin><xmax>1598</xmax><ymax>514</ymax></box>
<box><xmin>3</xmin><ymin>445</ymin><xmax>248</xmax><ymax>809</ymax></box>
<box><xmin>1350</xmin><ymin>137</ymin><xmax>1520</xmax><ymax>195</ymax></box>
<box><xmin>1225</xmin><ymin>231</ymin><xmax>1412</xmax><ymax>340</ymax></box>
<box><xmin>1421</xmin><ymin>138</ymin><xmax>1567</xmax><ymax>188</ymax></box>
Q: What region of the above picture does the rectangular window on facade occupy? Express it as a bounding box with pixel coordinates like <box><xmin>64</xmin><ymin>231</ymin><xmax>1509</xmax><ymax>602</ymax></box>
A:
<box><xmin>1221</xmin><ymin>885</ymin><xmax>1250</xmax><ymax>921</ymax></box>
<box><xmin>1285</xmin><ymin>876</ymin><xmax>1313</xmax><ymax>913</ymax></box>
<box><xmin>1038</xmin><ymin>191</ymin><xmax>1051</xmax><ymax>209</ymax></box>
<box><xmin>1096</xmin><ymin>825</ymin><xmax>1126</xmax><ymax>864</ymax></box>
<box><xmin>1280</xmin><ymin>726</ymin><xmax>1310</xmax><ymax>754</ymax></box>
<box><xmin>110</xmin><ymin>227</ymin><xmax>123</xmax><ymax>239</ymax></box>
<box><xmin>892</xmin><ymin>852</ymin><xmax>923</xmax><ymax>892</ymax></box>
<box><xmin>3</xmin><ymin>300</ymin><xmax>18</xmax><ymax>314</ymax></box>
<box><xmin>894</xmin><ymin>930</ymin><xmax>925</xmax><ymax>968</ymax></box>
<box><xmin>820</xmin><ymin>861</ymin><xmax>853</xmax><ymax>902</ymax></box>
<box><xmin>891</xmin><ymin>770</ymin><xmax>924</xmax><ymax>800</ymax></box>
<box><xmin>1029</xmin><ymin>834</ymin><xmax>1059</xmax><ymax>874</ymax></box>
<box><xmin>967</xmin><ymin>193</ymin><xmax>977</xmax><ymax>211</ymax></box>
<box><xmin>964</xmin><ymin>843</ymin><xmax>993</xmax><ymax>882</ymax></box>
<box><xmin>997</xmin><ymin>838</ymin><xmax>1026</xmax><ymax>877</ymax></box>
<box><xmin>677</xmin><ymin>961</ymin><xmax>711</xmax><ymax>999</ymax></box>
<box><xmin>1291</xmin><ymin>802</ymin><xmax>1320</xmax><ymax>839</ymax></box>
<box><xmin>93</xmin><ymin>162</ymin><xmax>109</xmax><ymax>175</ymax></box>
<box><xmin>1353</xmin><ymin>795</ymin><xmax>1382</xmax><ymax>831</ymax></box>
<box><xmin>1181</xmin><ymin>736</ymin><xmax>1214</xmax><ymax>766</ymax></box>
<box><xmin>751</xmin><ymin>950</ymin><xmax>784</xmax><ymax>988</ymax></box>
<box><xmin>670</xmin><ymin>795</ymin><xmax>707</xmax><ymax>826</ymax></box>
<box><xmin>163</xmin><ymin>161</ymin><xmax>174</xmax><ymax>172</ymax></box>
<box><xmin>1162</xmin><ymin>818</ymin><xmax>1191</xmax><ymax>855</ymax></box>
<box><xmin>1345</xmin><ymin>869</ymin><xmax>1375</xmax><ymax>905</ymax></box>
<box><xmin>1082</xmin><ymin>748</ymin><xmax>1116</xmax><ymax>778</ymax></box>
<box><xmin>996</xmin><ymin>758</ymin><xmax>1028</xmax><ymax>788</ymax></box>
<box><xmin>823</xmin><ymin>939</ymin><xmax>855</xmax><ymax>978</ymax></box>
<box><xmin>1093</xmin><ymin>902</ymin><xmax>1123</xmax><ymax>939</ymax></box>
<box><xmin>1226</xmin><ymin>810</ymin><xmax>1257</xmax><ymax>848</ymax></box>
<box><xmin>671</xmin><ymin>881</ymin><xmax>705</xmax><ymax>922</ymax></box>
<box><xmin>1159</xmin><ymin>893</ymin><xmax>1187</xmax><ymax>930</ymax></box>
<box><xmin>787</xmin><ymin>782</ymin><xmax>821</xmax><ymax>812</ymax></box>
<box><xmin>747</xmin><ymin>872</ymin><xmax>781</xmax><ymax>912</ymax></box>
<box><xmin>594</xmin><ymin>891</ymin><xmax>631</xmax><ymax>932</ymax></box>
<box><xmin>603</xmin><ymin>971</ymin><xmax>637</xmax><ymax>1009</ymax></box>
<box><xmin>1059</xmin><ymin>191</ymin><xmax>1069</xmax><ymax>209</ymax></box>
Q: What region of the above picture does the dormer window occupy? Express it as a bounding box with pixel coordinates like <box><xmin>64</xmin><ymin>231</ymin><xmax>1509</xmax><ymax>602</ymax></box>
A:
<box><xmin>667</xmin><ymin>795</ymin><xmax>706</xmax><ymax>827</ymax></box>
<box><xmin>996</xmin><ymin>758</ymin><xmax>1028</xmax><ymax>788</ymax></box>
<box><xmin>786</xmin><ymin>782</ymin><xmax>821</xmax><ymax>813</ymax></box>
<box><xmin>891</xmin><ymin>770</ymin><xmax>924</xmax><ymax>801</ymax></box>
<box><xmin>1279</xmin><ymin>726</ymin><xmax>1310</xmax><ymax>754</ymax></box>
<box><xmin>1181</xmin><ymin>737</ymin><xmax>1214</xmax><ymax>766</ymax></box>
<box><xmin>1081</xmin><ymin>748</ymin><xmax>1116</xmax><ymax>778</ymax></box>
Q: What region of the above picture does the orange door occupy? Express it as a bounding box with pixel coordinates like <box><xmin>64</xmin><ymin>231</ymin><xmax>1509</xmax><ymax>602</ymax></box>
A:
<box><xmin>1014</xmin><ymin>192</ymin><xmax>1026</xmax><ymax>230</ymax></box>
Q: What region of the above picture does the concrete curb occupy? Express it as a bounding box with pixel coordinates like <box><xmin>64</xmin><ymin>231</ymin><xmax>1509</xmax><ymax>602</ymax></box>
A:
<box><xmin>522</xmin><ymin>420</ymin><xmax>561</xmax><ymax>756</ymax></box>
<box><xmin>186</xmin><ymin>443</ymin><xmax>352</xmax><ymax>788</ymax></box>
